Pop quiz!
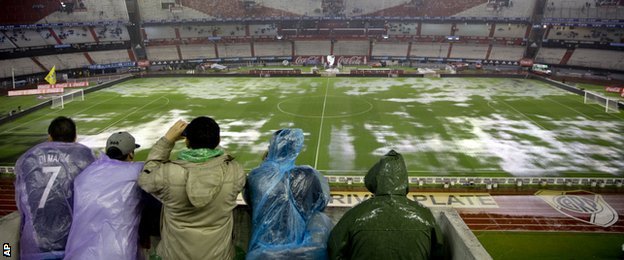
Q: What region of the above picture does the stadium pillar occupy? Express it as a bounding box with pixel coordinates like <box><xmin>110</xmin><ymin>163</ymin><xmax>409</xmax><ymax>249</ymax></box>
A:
<box><xmin>447</xmin><ymin>43</ymin><xmax>453</xmax><ymax>59</ymax></box>
<box><xmin>48</xmin><ymin>28</ymin><xmax>63</xmax><ymax>45</ymax></box>
<box><xmin>83</xmin><ymin>53</ymin><xmax>95</xmax><ymax>65</ymax></box>
<box><xmin>88</xmin><ymin>27</ymin><xmax>100</xmax><ymax>43</ymax></box>
<box><xmin>30</xmin><ymin>57</ymin><xmax>47</xmax><ymax>72</ymax></box>
<box><xmin>417</xmin><ymin>22</ymin><xmax>422</xmax><ymax>37</ymax></box>
<box><xmin>407</xmin><ymin>42</ymin><xmax>413</xmax><ymax>57</ymax></box>
<box><xmin>214</xmin><ymin>43</ymin><xmax>219</xmax><ymax>58</ymax></box>
<box><xmin>485</xmin><ymin>44</ymin><xmax>492</xmax><ymax>60</ymax></box>
<box><xmin>250</xmin><ymin>41</ymin><xmax>255</xmax><ymax>57</ymax></box>
<box><xmin>488</xmin><ymin>23</ymin><xmax>496</xmax><ymax>38</ymax></box>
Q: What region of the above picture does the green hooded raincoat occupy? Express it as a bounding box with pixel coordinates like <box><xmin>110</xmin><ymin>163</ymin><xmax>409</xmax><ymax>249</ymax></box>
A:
<box><xmin>328</xmin><ymin>150</ymin><xmax>444</xmax><ymax>260</ymax></box>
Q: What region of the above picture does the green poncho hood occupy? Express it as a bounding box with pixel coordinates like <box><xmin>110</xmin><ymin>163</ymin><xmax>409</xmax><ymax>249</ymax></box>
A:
<box><xmin>364</xmin><ymin>150</ymin><xmax>409</xmax><ymax>196</ymax></box>
<box><xmin>177</xmin><ymin>148</ymin><xmax>224</xmax><ymax>163</ymax></box>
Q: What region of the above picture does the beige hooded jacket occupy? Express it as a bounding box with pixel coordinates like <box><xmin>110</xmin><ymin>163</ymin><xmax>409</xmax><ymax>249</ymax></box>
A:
<box><xmin>139</xmin><ymin>137</ymin><xmax>246</xmax><ymax>260</ymax></box>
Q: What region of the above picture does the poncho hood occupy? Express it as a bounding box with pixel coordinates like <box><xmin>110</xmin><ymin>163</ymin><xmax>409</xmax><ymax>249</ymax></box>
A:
<box><xmin>364</xmin><ymin>150</ymin><xmax>409</xmax><ymax>196</ymax></box>
<box><xmin>266</xmin><ymin>128</ymin><xmax>304</xmax><ymax>170</ymax></box>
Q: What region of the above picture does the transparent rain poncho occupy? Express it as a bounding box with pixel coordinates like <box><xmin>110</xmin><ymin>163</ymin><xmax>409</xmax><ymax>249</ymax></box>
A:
<box><xmin>64</xmin><ymin>155</ymin><xmax>145</xmax><ymax>260</ymax></box>
<box><xmin>245</xmin><ymin>128</ymin><xmax>333</xmax><ymax>260</ymax></box>
<box><xmin>14</xmin><ymin>142</ymin><xmax>95</xmax><ymax>260</ymax></box>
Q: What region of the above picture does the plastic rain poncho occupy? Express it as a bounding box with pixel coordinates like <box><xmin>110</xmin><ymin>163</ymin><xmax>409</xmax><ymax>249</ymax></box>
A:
<box><xmin>14</xmin><ymin>142</ymin><xmax>95</xmax><ymax>260</ymax></box>
<box><xmin>327</xmin><ymin>150</ymin><xmax>444</xmax><ymax>260</ymax></box>
<box><xmin>64</xmin><ymin>155</ymin><xmax>145</xmax><ymax>260</ymax></box>
<box><xmin>245</xmin><ymin>128</ymin><xmax>333</xmax><ymax>260</ymax></box>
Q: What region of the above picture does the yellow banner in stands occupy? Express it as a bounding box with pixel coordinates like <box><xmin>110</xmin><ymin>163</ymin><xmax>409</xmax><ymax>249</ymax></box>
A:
<box><xmin>44</xmin><ymin>65</ymin><xmax>56</xmax><ymax>85</ymax></box>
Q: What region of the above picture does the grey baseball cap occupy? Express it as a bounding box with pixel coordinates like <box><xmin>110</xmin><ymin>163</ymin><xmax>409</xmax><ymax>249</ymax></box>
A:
<box><xmin>106</xmin><ymin>131</ymin><xmax>140</xmax><ymax>155</ymax></box>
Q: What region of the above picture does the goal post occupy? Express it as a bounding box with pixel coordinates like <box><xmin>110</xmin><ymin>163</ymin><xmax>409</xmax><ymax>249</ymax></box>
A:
<box><xmin>51</xmin><ymin>89</ymin><xmax>84</xmax><ymax>109</ymax></box>
<box><xmin>584</xmin><ymin>91</ymin><xmax>620</xmax><ymax>113</ymax></box>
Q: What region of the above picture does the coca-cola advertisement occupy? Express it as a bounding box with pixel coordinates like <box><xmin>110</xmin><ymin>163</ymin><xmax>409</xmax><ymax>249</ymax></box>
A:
<box><xmin>605</xmin><ymin>86</ymin><xmax>623</xmax><ymax>93</ymax></box>
<box><xmin>37</xmin><ymin>81</ymin><xmax>90</xmax><ymax>89</ymax></box>
<box><xmin>293</xmin><ymin>56</ymin><xmax>323</xmax><ymax>65</ymax></box>
<box><xmin>335</xmin><ymin>56</ymin><xmax>367</xmax><ymax>65</ymax></box>
<box><xmin>292</xmin><ymin>56</ymin><xmax>368</xmax><ymax>66</ymax></box>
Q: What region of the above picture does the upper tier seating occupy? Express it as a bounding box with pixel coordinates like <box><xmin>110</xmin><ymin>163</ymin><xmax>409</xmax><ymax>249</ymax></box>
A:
<box><xmin>334</xmin><ymin>41</ymin><xmax>369</xmax><ymax>56</ymax></box>
<box><xmin>372</xmin><ymin>42</ymin><xmax>409</xmax><ymax>56</ymax></box>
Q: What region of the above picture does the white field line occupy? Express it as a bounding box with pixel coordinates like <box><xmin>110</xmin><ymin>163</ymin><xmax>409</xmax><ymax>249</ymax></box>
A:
<box><xmin>314</xmin><ymin>78</ymin><xmax>330</xmax><ymax>169</ymax></box>
<box><xmin>546</xmin><ymin>97</ymin><xmax>594</xmax><ymax>120</ymax></box>
<box><xmin>498</xmin><ymin>100</ymin><xmax>549</xmax><ymax>131</ymax></box>
<box><xmin>0</xmin><ymin>94</ymin><xmax>117</xmax><ymax>135</ymax></box>
<box><xmin>96</xmin><ymin>96</ymin><xmax>169</xmax><ymax>134</ymax></box>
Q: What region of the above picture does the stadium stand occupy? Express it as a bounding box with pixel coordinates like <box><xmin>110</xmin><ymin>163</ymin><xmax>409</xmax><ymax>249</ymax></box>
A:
<box><xmin>410</xmin><ymin>42</ymin><xmax>450</xmax><ymax>58</ymax></box>
<box><xmin>567</xmin><ymin>49</ymin><xmax>624</xmax><ymax>70</ymax></box>
<box><xmin>250</xmin><ymin>24</ymin><xmax>279</xmax><ymax>37</ymax></box>
<box><xmin>372</xmin><ymin>42</ymin><xmax>409</xmax><ymax>57</ymax></box>
<box><xmin>363</xmin><ymin>0</ymin><xmax>487</xmax><ymax>17</ymax></box>
<box><xmin>88</xmin><ymin>50</ymin><xmax>132</xmax><ymax>64</ymax></box>
<box><xmin>3</xmin><ymin>29</ymin><xmax>58</xmax><ymax>48</ymax></box>
<box><xmin>387</xmin><ymin>22</ymin><xmax>419</xmax><ymax>36</ymax></box>
<box><xmin>544</xmin><ymin>0</ymin><xmax>624</xmax><ymax>19</ymax></box>
<box><xmin>493</xmin><ymin>23</ymin><xmax>528</xmax><ymax>38</ymax></box>
<box><xmin>144</xmin><ymin>26</ymin><xmax>177</xmax><ymax>40</ymax></box>
<box><xmin>146</xmin><ymin>46</ymin><xmax>179</xmax><ymax>60</ymax></box>
<box><xmin>421</xmin><ymin>23</ymin><xmax>453</xmax><ymax>36</ymax></box>
<box><xmin>179</xmin><ymin>44</ymin><xmax>217</xmax><ymax>59</ymax></box>
<box><xmin>35</xmin><ymin>53</ymin><xmax>91</xmax><ymax>70</ymax></box>
<box><xmin>453</xmin><ymin>0</ymin><xmax>536</xmax><ymax>18</ymax></box>
<box><xmin>37</xmin><ymin>0</ymin><xmax>130</xmax><ymax>23</ymax></box>
<box><xmin>294</xmin><ymin>41</ymin><xmax>331</xmax><ymax>55</ymax></box>
<box><xmin>449</xmin><ymin>43</ymin><xmax>488</xmax><ymax>59</ymax></box>
<box><xmin>334</xmin><ymin>41</ymin><xmax>369</xmax><ymax>56</ymax></box>
<box><xmin>254</xmin><ymin>42</ymin><xmax>292</xmax><ymax>57</ymax></box>
<box><xmin>216</xmin><ymin>43</ymin><xmax>252</xmax><ymax>58</ymax></box>
<box><xmin>0</xmin><ymin>58</ymin><xmax>43</xmax><ymax>78</ymax></box>
<box><xmin>343</xmin><ymin>0</ymin><xmax>411</xmax><ymax>16</ymax></box>
<box><xmin>94</xmin><ymin>25</ymin><xmax>130</xmax><ymax>42</ymax></box>
<box><xmin>52</xmin><ymin>27</ymin><xmax>95</xmax><ymax>44</ymax></box>
<box><xmin>137</xmin><ymin>0</ymin><xmax>213</xmax><ymax>22</ymax></box>
<box><xmin>0</xmin><ymin>36</ymin><xmax>14</xmax><ymax>49</ymax></box>
<box><xmin>454</xmin><ymin>23</ymin><xmax>491</xmax><ymax>38</ymax></box>
<box><xmin>546</xmin><ymin>26</ymin><xmax>624</xmax><ymax>44</ymax></box>
<box><xmin>489</xmin><ymin>45</ymin><xmax>525</xmax><ymax>61</ymax></box>
<box><xmin>257</xmin><ymin>0</ymin><xmax>323</xmax><ymax>16</ymax></box>
<box><xmin>535</xmin><ymin>47</ymin><xmax>567</xmax><ymax>64</ymax></box>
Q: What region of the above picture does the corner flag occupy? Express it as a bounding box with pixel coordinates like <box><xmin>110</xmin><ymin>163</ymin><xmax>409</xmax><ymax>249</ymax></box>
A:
<box><xmin>45</xmin><ymin>66</ymin><xmax>56</xmax><ymax>85</ymax></box>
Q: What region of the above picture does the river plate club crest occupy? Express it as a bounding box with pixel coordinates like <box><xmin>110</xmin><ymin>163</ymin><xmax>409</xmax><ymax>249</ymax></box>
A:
<box><xmin>536</xmin><ymin>190</ymin><xmax>618</xmax><ymax>227</ymax></box>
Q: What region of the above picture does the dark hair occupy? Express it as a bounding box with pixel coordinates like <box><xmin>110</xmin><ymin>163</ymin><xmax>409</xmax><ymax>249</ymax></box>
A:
<box><xmin>185</xmin><ymin>116</ymin><xmax>220</xmax><ymax>149</ymax></box>
<box><xmin>106</xmin><ymin>147</ymin><xmax>129</xmax><ymax>161</ymax></box>
<box><xmin>48</xmin><ymin>116</ymin><xmax>76</xmax><ymax>142</ymax></box>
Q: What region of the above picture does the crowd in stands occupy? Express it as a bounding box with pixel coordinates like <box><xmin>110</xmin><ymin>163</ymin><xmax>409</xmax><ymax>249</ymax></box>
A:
<box><xmin>13</xmin><ymin>116</ymin><xmax>443</xmax><ymax>259</ymax></box>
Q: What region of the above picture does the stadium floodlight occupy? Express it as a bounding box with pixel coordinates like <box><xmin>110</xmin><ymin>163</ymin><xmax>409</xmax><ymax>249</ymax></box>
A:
<box><xmin>276</xmin><ymin>35</ymin><xmax>283</xmax><ymax>40</ymax></box>
<box><xmin>382</xmin><ymin>34</ymin><xmax>389</xmax><ymax>39</ymax></box>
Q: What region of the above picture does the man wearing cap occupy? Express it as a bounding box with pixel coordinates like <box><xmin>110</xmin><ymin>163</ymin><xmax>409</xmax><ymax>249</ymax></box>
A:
<box><xmin>14</xmin><ymin>116</ymin><xmax>95</xmax><ymax>260</ymax></box>
<box><xmin>64</xmin><ymin>132</ymin><xmax>145</xmax><ymax>259</ymax></box>
<box><xmin>138</xmin><ymin>117</ymin><xmax>246</xmax><ymax>260</ymax></box>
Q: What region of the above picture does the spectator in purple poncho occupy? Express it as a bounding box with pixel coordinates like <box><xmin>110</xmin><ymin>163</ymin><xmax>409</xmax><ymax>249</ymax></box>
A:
<box><xmin>14</xmin><ymin>116</ymin><xmax>95</xmax><ymax>260</ymax></box>
<box><xmin>64</xmin><ymin>131</ymin><xmax>145</xmax><ymax>260</ymax></box>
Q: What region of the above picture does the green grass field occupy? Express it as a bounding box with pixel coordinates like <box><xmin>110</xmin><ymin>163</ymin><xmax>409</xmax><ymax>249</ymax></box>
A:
<box><xmin>474</xmin><ymin>231</ymin><xmax>624</xmax><ymax>260</ymax></box>
<box><xmin>0</xmin><ymin>77</ymin><xmax>622</xmax><ymax>177</ymax></box>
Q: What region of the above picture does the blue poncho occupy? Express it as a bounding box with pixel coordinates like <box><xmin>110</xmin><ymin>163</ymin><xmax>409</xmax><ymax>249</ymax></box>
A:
<box><xmin>64</xmin><ymin>155</ymin><xmax>145</xmax><ymax>260</ymax></box>
<box><xmin>245</xmin><ymin>128</ymin><xmax>333</xmax><ymax>260</ymax></box>
<box><xmin>14</xmin><ymin>142</ymin><xmax>95</xmax><ymax>260</ymax></box>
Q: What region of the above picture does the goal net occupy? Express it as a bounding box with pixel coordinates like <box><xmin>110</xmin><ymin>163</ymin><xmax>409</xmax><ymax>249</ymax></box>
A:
<box><xmin>584</xmin><ymin>91</ymin><xmax>619</xmax><ymax>113</ymax></box>
<box><xmin>51</xmin><ymin>89</ymin><xmax>84</xmax><ymax>109</ymax></box>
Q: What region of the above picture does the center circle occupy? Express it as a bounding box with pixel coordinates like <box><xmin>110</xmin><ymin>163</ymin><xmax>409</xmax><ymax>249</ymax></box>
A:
<box><xmin>277</xmin><ymin>95</ymin><xmax>373</xmax><ymax>118</ymax></box>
